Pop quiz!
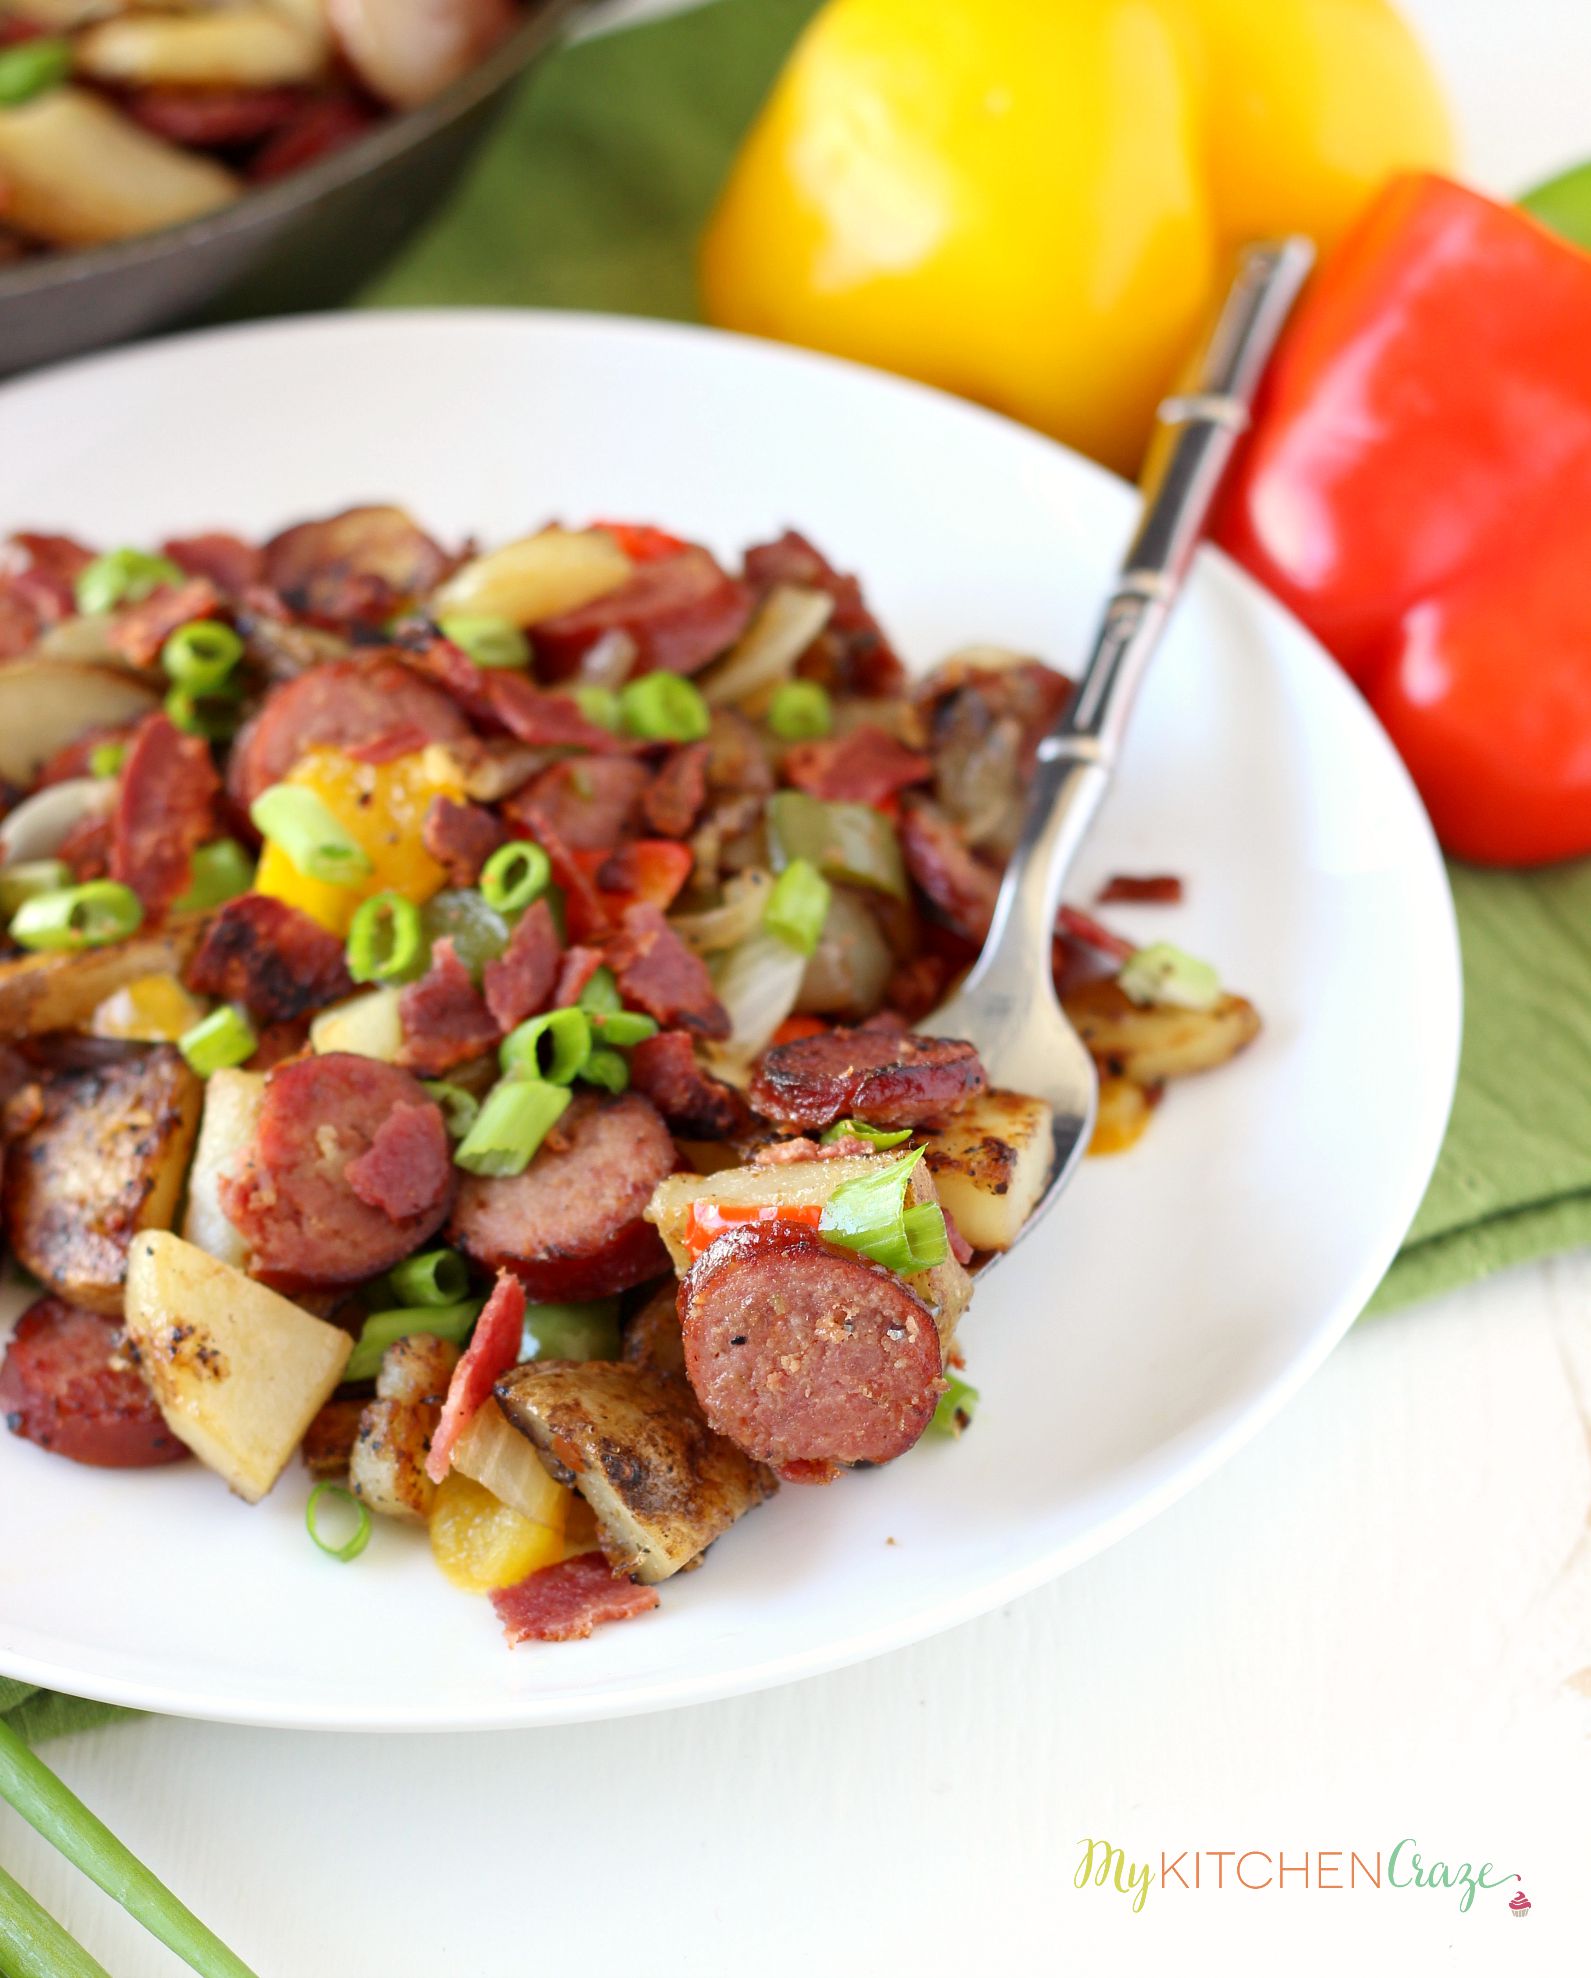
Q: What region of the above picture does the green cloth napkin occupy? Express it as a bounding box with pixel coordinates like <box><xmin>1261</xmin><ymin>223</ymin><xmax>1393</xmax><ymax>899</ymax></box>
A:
<box><xmin>15</xmin><ymin>0</ymin><xmax>1591</xmax><ymax>1745</ymax></box>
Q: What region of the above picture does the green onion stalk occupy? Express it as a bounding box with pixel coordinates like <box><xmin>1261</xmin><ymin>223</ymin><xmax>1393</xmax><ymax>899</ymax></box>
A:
<box><xmin>0</xmin><ymin>1859</ymin><xmax>113</xmax><ymax>1978</ymax></box>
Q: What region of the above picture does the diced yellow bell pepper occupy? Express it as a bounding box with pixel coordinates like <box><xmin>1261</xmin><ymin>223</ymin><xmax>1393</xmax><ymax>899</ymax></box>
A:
<box><xmin>90</xmin><ymin>971</ymin><xmax>210</xmax><ymax>1043</ymax></box>
<box><xmin>253</xmin><ymin>745</ymin><xmax>464</xmax><ymax>936</ymax></box>
<box><xmin>428</xmin><ymin>1471</ymin><xmax>568</xmax><ymax>1594</ymax></box>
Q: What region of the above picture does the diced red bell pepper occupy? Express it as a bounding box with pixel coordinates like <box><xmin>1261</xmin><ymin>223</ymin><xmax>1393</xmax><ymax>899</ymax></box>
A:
<box><xmin>588</xmin><ymin>521</ymin><xmax>692</xmax><ymax>563</ymax></box>
<box><xmin>1216</xmin><ymin>172</ymin><xmax>1591</xmax><ymax>866</ymax></box>
<box><xmin>681</xmin><ymin>1201</ymin><xmax>824</xmax><ymax>1258</ymax></box>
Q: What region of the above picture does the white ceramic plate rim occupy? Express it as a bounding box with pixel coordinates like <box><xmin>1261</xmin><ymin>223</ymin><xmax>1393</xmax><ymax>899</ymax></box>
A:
<box><xmin>0</xmin><ymin>311</ymin><xmax>1461</xmax><ymax>1730</ymax></box>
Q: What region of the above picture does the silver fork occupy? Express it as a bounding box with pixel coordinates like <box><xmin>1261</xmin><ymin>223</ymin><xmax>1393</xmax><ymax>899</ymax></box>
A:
<box><xmin>932</xmin><ymin>237</ymin><xmax>1315</xmax><ymax>1261</ymax></box>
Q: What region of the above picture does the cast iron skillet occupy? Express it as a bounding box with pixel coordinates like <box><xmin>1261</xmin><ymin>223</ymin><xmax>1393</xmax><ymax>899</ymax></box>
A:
<box><xmin>0</xmin><ymin>0</ymin><xmax>586</xmax><ymax>379</ymax></box>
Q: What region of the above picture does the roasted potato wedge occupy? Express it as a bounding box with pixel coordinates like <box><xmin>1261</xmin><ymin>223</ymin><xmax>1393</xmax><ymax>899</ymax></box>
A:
<box><xmin>0</xmin><ymin>659</ymin><xmax>158</xmax><ymax>786</ymax></box>
<box><xmin>495</xmin><ymin>1360</ymin><xmax>775</xmax><ymax>1584</ymax></box>
<box><xmin>181</xmin><ymin>1067</ymin><xmax>265</xmax><ymax>1270</ymax></box>
<box><xmin>124</xmin><ymin>1232</ymin><xmax>352</xmax><ymax>1502</ymax></box>
<box><xmin>5</xmin><ymin>1044</ymin><xmax>201</xmax><ymax>1314</ymax></box>
<box><xmin>623</xmin><ymin>1279</ymin><xmax>686</xmax><ymax>1377</ymax></box>
<box><xmin>647</xmin><ymin>1151</ymin><xmax>972</xmax><ymax>1339</ymax></box>
<box><xmin>350</xmin><ymin>1333</ymin><xmax>459</xmax><ymax>1524</ymax></box>
<box><xmin>1061</xmin><ymin>978</ymin><xmax>1262</xmax><ymax>1085</ymax></box>
<box><xmin>0</xmin><ymin>924</ymin><xmax>204</xmax><ymax>1038</ymax></box>
<box><xmin>922</xmin><ymin>1089</ymin><xmax>1053</xmax><ymax>1253</ymax></box>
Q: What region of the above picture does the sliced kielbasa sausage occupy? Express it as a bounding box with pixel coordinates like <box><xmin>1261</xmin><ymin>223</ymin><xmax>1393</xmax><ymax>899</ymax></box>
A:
<box><xmin>679</xmin><ymin>1220</ymin><xmax>942</xmax><ymax>1473</ymax></box>
<box><xmin>530</xmin><ymin>547</ymin><xmax>753</xmax><ymax>681</ymax></box>
<box><xmin>218</xmin><ymin>1054</ymin><xmax>454</xmax><ymax>1289</ymax></box>
<box><xmin>748</xmin><ymin>1025</ymin><xmax>986</xmax><ymax>1131</ymax></box>
<box><xmin>0</xmin><ymin>1296</ymin><xmax>186</xmax><ymax>1468</ymax></box>
<box><xmin>448</xmin><ymin>1090</ymin><xmax>674</xmax><ymax>1300</ymax></box>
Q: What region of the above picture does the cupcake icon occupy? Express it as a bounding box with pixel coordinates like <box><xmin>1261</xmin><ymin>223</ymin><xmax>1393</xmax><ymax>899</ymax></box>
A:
<box><xmin>1509</xmin><ymin>1891</ymin><xmax>1531</xmax><ymax>1918</ymax></box>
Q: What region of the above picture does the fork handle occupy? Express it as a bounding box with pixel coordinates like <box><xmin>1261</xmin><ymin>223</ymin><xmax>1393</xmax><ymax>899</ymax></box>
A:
<box><xmin>969</xmin><ymin>237</ymin><xmax>1315</xmax><ymax>987</ymax></box>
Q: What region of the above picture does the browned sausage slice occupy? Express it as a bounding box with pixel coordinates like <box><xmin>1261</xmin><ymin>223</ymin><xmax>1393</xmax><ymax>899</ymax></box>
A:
<box><xmin>748</xmin><ymin>1025</ymin><xmax>987</xmax><ymax>1131</ymax></box>
<box><xmin>679</xmin><ymin>1221</ymin><xmax>943</xmax><ymax>1472</ymax></box>
<box><xmin>530</xmin><ymin>547</ymin><xmax>753</xmax><ymax>681</ymax></box>
<box><xmin>449</xmin><ymin>1090</ymin><xmax>674</xmax><ymax>1300</ymax></box>
<box><xmin>0</xmin><ymin>1296</ymin><xmax>186</xmax><ymax>1468</ymax></box>
<box><xmin>218</xmin><ymin>1054</ymin><xmax>453</xmax><ymax>1289</ymax></box>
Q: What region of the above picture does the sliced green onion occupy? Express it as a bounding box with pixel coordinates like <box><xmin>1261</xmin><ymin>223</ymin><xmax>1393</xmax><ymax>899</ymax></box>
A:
<box><xmin>764</xmin><ymin>856</ymin><xmax>831</xmax><ymax>957</ymax></box>
<box><xmin>346</xmin><ymin>891</ymin><xmax>425</xmax><ymax>985</ymax></box>
<box><xmin>0</xmin><ymin>1719</ymin><xmax>260</xmax><ymax>1978</ymax></box>
<box><xmin>454</xmin><ymin>1075</ymin><xmax>571</xmax><ymax>1178</ymax></box>
<box><xmin>0</xmin><ymin>859</ymin><xmax>69</xmax><ymax>920</ymax></box>
<box><xmin>619</xmin><ymin>671</ymin><xmax>710</xmax><ymax>743</ymax></box>
<box><xmin>821</xmin><ymin>1118</ymin><xmax>913</xmax><ymax>1150</ymax></box>
<box><xmin>250</xmin><ymin>785</ymin><xmax>372</xmax><ymax>887</ymax></box>
<box><xmin>73</xmin><ymin>548</ymin><xmax>184</xmax><ymax>616</ymax></box>
<box><xmin>305</xmin><ymin>1482</ymin><xmax>372</xmax><ymax>1563</ymax></box>
<box><xmin>499</xmin><ymin>1007</ymin><xmax>591</xmax><ymax>1084</ymax></box>
<box><xmin>767</xmin><ymin>788</ymin><xmax>907</xmax><ymax>899</ymax></box>
<box><xmin>767</xmin><ymin>678</ymin><xmax>833</xmax><ymax>741</ymax></box>
<box><xmin>573</xmin><ymin>686</ymin><xmax>622</xmax><ymax>732</ymax></box>
<box><xmin>10</xmin><ymin>880</ymin><xmax>142</xmax><ymax>952</ymax></box>
<box><xmin>480</xmin><ymin>839</ymin><xmax>550</xmax><ymax>915</ymax></box>
<box><xmin>577</xmin><ymin>964</ymin><xmax>622</xmax><ymax>1015</ymax></box>
<box><xmin>161</xmin><ymin>619</ymin><xmax>243</xmax><ymax>694</ymax></box>
<box><xmin>930</xmin><ymin>1372</ymin><xmax>980</xmax><ymax>1438</ymax></box>
<box><xmin>0</xmin><ymin>36</ymin><xmax>72</xmax><ymax>108</ymax></box>
<box><xmin>590</xmin><ymin>1009</ymin><xmax>657</xmax><ymax>1047</ymax></box>
<box><xmin>438</xmin><ymin>614</ymin><xmax>531</xmax><ymax>670</ymax></box>
<box><xmin>164</xmin><ymin>686</ymin><xmax>242</xmax><ymax>742</ymax></box>
<box><xmin>581</xmin><ymin>1045</ymin><xmax>629</xmax><ymax>1092</ymax></box>
<box><xmin>521</xmin><ymin>1298</ymin><xmax>622</xmax><ymax>1363</ymax></box>
<box><xmin>423</xmin><ymin>1080</ymin><xmax>481</xmax><ymax>1140</ymax></box>
<box><xmin>179</xmin><ymin>1005</ymin><xmax>257</xmax><ymax>1078</ymax></box>
<box><xmin>421</xmin><ymin>888</ymin><xmax>508</xmax><ymax>979</ymax></box>
<box><xmin>88</xmin><ymin>741</ymin><xmax>125</xmax><ymax>780</ymax></box>
<box><xmin>1117</xmin><ymin>941</ymin><xmax>1221</xmax><ymax>1012</ymax></box>
<box><xmin>175</xmin><ymin>838</ymin><xmax>253</xmax><ymax>915</ymax></box>
<box><xmin>389</xmin><ymin>1247</ymin><xmax>470</xmax><ymax>1308</ymax></box>
<box><xmin>343</xmin><ymin>1299</ymin><xmax>482</xmax><ymax>1383</ymax></box>
<box><xmin>0</xmin><ymin>1857</ymin><xmax>113</xmax><ymax>1978</ymax></box>
<box><xmin>820</xmin><ymin>1145</ymin><xmax>948</xmax><ymax>1276</ymax></box>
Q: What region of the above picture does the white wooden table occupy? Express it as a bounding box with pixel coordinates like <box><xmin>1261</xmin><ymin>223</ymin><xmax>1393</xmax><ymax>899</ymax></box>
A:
<box><xmin>5</xmin><ymin>3</ymin><xmax>1591</xmax><ymax>1971</ymax></box>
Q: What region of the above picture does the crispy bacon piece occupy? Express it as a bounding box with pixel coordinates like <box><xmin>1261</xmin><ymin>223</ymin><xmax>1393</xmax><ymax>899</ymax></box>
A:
<box><xmin>423</xmin><ymin>795</ymin><xmax>506</xmax><ymax>887</ymax></box>
<box><xmin>387</xmin><ymin>626</ymin><xmax>500</xmax><ymax>726</ymax></box>
<box><xmin>742</xmin><ymin>529</ymin><xmax>905</xmax><ymax>694</ymax></box>
<box><xmin>0</xmin><ymin>533</ymin><xmax>92</xmax><ymax>658</ymax></box>
<box><xmin>482</xmin><ymin>898</ymin><xmax>561</xmax><ymax>1032</ymax></box>
<box><xmin>626</xmin><ymin>1030</ymin><xmax>746</xmax><ymax>1138</ymax></box>
<box><xmin>491</xmin><ymin>1551</ymin><xmax>659</xmax><ymax>1645</ymax></box>
<box><xmin>522</xmin><ymin>816</ymin><xmax>608</xmax><ymax>945</ymax></box>
<box><xmin>162</xmin><ymin>533</ymin><xmax>265</xmax><ymax>595</ymax></box>
<box><xmin>105</xmin><ymin>579</ymin><xmax>221</xmax><ymax>668</ymax></box>
<box><xmin>126</xmin><ymin>85</ymin><xmax>304</xmax><ymax>148</ymax></box>
<box><xmin>641</xmin><ymin>740</ymin><xmax>709</xmax><ymax>838</ymax></box>
<box><xmin>530</xmin><ymin>547</ymin><xmax>754</xmax><ymax>682</ymax></box>
<box><xmin>38</xmin><ymin>723</ymin><xmax>138</xmax><ymax>787</ymax></box>
<box><xmin>552</xmin><ymin>944</ymin><xmax>604</xmax><ymax>1008</ymax></box>
<box><xmin>749</xmin><ymin>1025</ymin><xmax>986</xmax><ymax>1130</ymax></box>
<box><xmin>246</xmin><ymin>1019</ymin><xmax>310</xmax><ymax>1072</ymax></box>
<box><xmin>782</xmin><ymin>724</ymin><xmax>930</xmax><ymax>806</ymax></box>
<box><xmin>1097</xmin><ymin>873</ymin><xmax>1184</xmax><ymax>905</ymax></box>
<box><xmin>606</xmin><ymin>902</ymin><xmax>729</xmax><ymax>1039</ymax></box>
<box><xmin>506</xmin><ymin>755</ymin><xmax>647</xmax><ymax>852</ymax></box>
<box><xmin>346</xmin><ymin>723</ymin><xmax>433</xmax><ymax>765</ymax></box>
<box><xmin>248</xmin><ymin>94</ymin><xmax>376</xmax><ymax>182</ymax></box>
<box><xmin>426</xmin><ymin>1270</ymin><xmax>525</xmax><ymax>1484</ymax></box>
<box><xmin>57</xmin><ymin>813</ymin><xmax>110</xmax><ymax>883</ymax></box>
<box><xmin>263</xmin><ymin>505</ymin><xmax>453</xmax><ymax>627</ymax></box>
<box><xmin>109</xmin><ymin>712</ymin><xmax>220</xmax><ymax>916</ymax></box>
<box><xmin>482</xmin><ymin>673</ymin><xmax>626</xmax><ymax>754</ymax></box>
<box><xmin>185</xmin><ymin>894</ymin><xmax>354</xmax><ymax>1023</ymax></box>
<box><xmin>397</xmin><ymin>939</ymin><xmax>500</xmax><ymax>1076</ymax></box>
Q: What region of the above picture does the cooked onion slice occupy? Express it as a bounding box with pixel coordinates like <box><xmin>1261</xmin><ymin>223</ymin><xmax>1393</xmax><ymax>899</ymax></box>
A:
<box><xmin>701</xmin><ymin>585</ymin><xmax>833</xmax><ymax>709</ymax></box>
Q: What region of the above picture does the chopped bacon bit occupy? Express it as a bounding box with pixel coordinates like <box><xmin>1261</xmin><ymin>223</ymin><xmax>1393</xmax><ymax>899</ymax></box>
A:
<box><xmin>389</xmin><ymin>628</ymin><xmax>501</xmax><ymax>726</ymax></box>
<box><xmin>105</xmin><ymin>579</ymin><xmax>222</xmax><ymax>668</ymax></box>
<box><xmin>483</xmin><ymin>898</ymin><xmax>561</xmax><ymax>1032</ymax></box>
<box><xmin>507</xmin><ymin>756</ymin><xmax>647</xmax><ymax>852</ymax></box>
<box><xmin>627</xmin><ymin>1030</ymin><xmax>746</xmax><ymax>1138</ymax></box>
<box><xmin>0</xmin><ymin>532</ymin><xmax>92</xmax><ymax>658</ymax></box>
<box><xmin>1097</xmin><ymin>873</ymin><xmax>1184</xmax><ymax>906</ymax></box>
<box><xmin>126</xmin><ymin>84</ymin><xmax>303</xmax><ymax>149</ymax></box>
<box><xmin>606</xmin><ymin>902</ymin><xmax>729</xmax><ymax>1039</ymax></box>
<box><xmin>782</xmin><ymin>724</ymin><xmax>931</xmax><ymax>807</ymax></box>
<box><xmin>346</xmin><ymin>1100</ymin><xmax>455</xmax><ymax>1221</ymax></box>
<box><xmin>1056</xmin><ymin>904</ymin><xmax>1136</xmax><ymax>962</ymax></box>
<box><xmin>248</xmin><ymin>93</ymin><xmax>375</xmax><ymax>183</ymax></box>
<box><xmin>109</xmin><ymin>711</ymin><xmax>220</xmax><ymax>916</ymax></box>
<box><xmin>162</xmin><ymin>533</ymin><xmax>265</xmax><ymax>595</ymax></box>
<box><xmin>346</xmin><ymin>722</ymin><xmax>434</xmax><ymax>765</ymax></box>
<box><xmin>186</xmin><ymin>894</ymin><xmax>354</xmax><ymax>1023</ymax></box>
<box><xmin>552</xmin><ymin>945</ymin><xmax>604</xmax><ymax>1008</ymax></box>
<box><xmin>641</xmin><ymin>740</ymin><xmax>709</xmax><ymax>838</ymax></box>
<box><xmin>483</xmin><ymin>672</ymin><xmax>626</xmax><ymax>754</ymax></box>
<box><xmin>742</xmin><ymin>530</ymin><xmax>905</xmax><ymax>695</ymax></box>
<box><xmin>776</xmin><ymin>1458</ymin><xmax>841</xmax><ymax>1486</ymax></box>
<box><xmin>523</xmin><ymin>815</ymin><xmax>609</xmax><ymax>945</ymax></box>
<box><xmin>770</xmin><ymin>1014</ymin><xmax>828</xmax><ymax>1047</ymax></box>
<box><xmin>681</xmin><ymin>1199</ymin><xmax>824</xmax><ymax>1258</ymax></box>
<box><xmin>491</xmin><ymin>1552</ymin><xmax>660</xmax><ymax>1645</ymax></box>
<box><xmin>427</xmin><ymin>1270</ymin><xmax>524</xmax><ymax>1484</ymax></box>
<box><xmin>56</xmin><ymin>813</ymin><xmax>110</xmax><ymax>883</ymax></box>
<box><xmin>751</xmin><ymin>1135</ymin><xmax>872</xmax><ymax>1164</ymax></box>
<box><xmin>397</xmin><ymin>938</ymin><xmax>500</xmax><ymax>1076</ymax></box>
<box><xmin>423</xmin><ymin>795</ymin><xmax>506</xmax><ymax>888</ymax></box>
<box><xmin>942</xmin><ymin>1206</ymin><xmax>974</xmax><ymax>1267</ymax></box>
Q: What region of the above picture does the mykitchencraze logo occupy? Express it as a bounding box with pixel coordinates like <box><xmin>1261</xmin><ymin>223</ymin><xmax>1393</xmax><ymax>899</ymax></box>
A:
<box><xmin>1074</xmin><ymin>1838</ymin><xmax>1522</xmax><ymax>1915</ymax></box>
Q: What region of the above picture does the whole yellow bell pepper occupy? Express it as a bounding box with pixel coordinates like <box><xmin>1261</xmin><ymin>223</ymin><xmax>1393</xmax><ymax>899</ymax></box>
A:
<box><xmin>700</xmin><ymin>0</ymin><xmax>1452</xmax><ymax>474</ymax></box>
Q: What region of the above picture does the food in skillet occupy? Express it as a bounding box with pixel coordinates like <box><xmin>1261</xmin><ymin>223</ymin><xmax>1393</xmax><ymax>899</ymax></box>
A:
<box><xmin>0</xmin><ymin>510</ymin><xmax>1259</xmax><ymax>1644</ymax></box>
<box><xmin>0</xmin><ymin>0</ymin><xmax>517</xmax><ymax>262</ymax></box>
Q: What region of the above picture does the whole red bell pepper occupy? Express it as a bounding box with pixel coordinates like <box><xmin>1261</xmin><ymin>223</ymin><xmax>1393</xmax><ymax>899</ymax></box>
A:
<box><xmin>1216</xmin><ymin>173</ymin><xmax>1591</xmax><ymax>866</ymax></box>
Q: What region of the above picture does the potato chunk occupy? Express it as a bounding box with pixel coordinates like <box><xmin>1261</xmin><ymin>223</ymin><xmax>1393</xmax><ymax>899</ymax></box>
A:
<box><xmin>5</xmin><ymin>1045</ymin><xmax>201</xmax><ymax>1314</ymax></box>
<box><xmin>124</xmin><ymin>1232</ymin><xmax>352</xmax><ymax>1502</ymax></box>
<box><xmin>0</xmin><ymin>925</ymin><xmax>203</xmax><ymax>1038</ymax></box>
<box><xmin>1061</xmin><ymin>978</ymin><xmax>1262</xmax><ymax>1085</ymax></box>
<box><xmin>922</xmin><ymin>1089</ymin><xmax>1053</xmax><ymax>1253</ymax></box>
<box><xmin>181</xmin><ymin>1067</ymin><xmax>264</xmax><ymax>1270</ymax></box>
<box><xmin>495</xmin><ymin>1360</ymin><xmax>775</xmax><ymax>1584</ymax></box>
